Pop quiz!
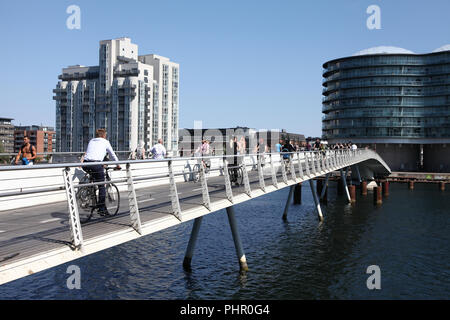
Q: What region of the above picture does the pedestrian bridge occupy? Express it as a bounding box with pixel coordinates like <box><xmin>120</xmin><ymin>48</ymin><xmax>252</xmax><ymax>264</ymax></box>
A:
<box><xmin>0</xmin><ymin>149</ymin><xmax>390</xmax><ymax>285</ymax></box>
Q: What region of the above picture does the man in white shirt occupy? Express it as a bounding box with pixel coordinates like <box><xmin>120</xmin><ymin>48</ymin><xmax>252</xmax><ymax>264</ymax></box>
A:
<box><xmin>150</xmin><ymin>138</ymin><xmax>166</xmax><ymax>160</ymax></box>
<box><xmin>81</xmin><ymin>129</ymin><xmax>121</xmax><ymax>215</ymax></box>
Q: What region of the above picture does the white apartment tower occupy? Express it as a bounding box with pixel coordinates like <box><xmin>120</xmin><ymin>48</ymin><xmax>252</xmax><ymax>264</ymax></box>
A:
<box><xmin>53</xmin><ymin>37</ymin><xmax>179</xmax><ymax>154</ymax></box>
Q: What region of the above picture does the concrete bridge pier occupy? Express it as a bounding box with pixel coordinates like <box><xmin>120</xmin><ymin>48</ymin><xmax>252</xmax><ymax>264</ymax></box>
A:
<box><xmin>183</xmin><ymin>217</ymin><xmax>203</xmax><ymax>270</ymax></box>
<box><xmin>226</xmin><ymin>206</ymin><xmax>249</xmax><ymax>272</ymax></box>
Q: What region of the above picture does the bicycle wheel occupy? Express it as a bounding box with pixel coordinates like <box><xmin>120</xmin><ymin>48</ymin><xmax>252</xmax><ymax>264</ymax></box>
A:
<box><xmin>237</xmin><ymin>167</ymin><xmax>244</xmax><ymax>186</ymax></box>
<box><xmin>76</xmin><ymin>186</ymin><xmax>94</xmax><ymax>223</ymax></box>
<box><xmin>192</xmin><ymin>164</ymin><xmax>200</xmax><ymax>183</ymax></box>
<box><xmin>105</xmin><ymin>183</ymin><xmax>120</xmax><ymax>216</ymax></box>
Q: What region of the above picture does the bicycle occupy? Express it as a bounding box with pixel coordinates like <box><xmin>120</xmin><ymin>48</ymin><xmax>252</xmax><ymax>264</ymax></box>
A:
<box><xmin>191</xmin><ymin>160</ymin><xmax>210</xmax><ymax>183</ymax></box>
<box><xmin>76</xmin><ymin>166</ymin><xmax>120</xmax><ymax>223</ymax></box>
<box><xmin>228</xmin><ymin>163</ymin><xmax>244</xmax><ymax>186</ymax></box>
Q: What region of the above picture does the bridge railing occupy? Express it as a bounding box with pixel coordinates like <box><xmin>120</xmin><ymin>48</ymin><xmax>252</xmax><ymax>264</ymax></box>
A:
<box><xmin>0</xmin><ymin>149</ymin><xmax>370</xmax><ymax>250</ymax></box>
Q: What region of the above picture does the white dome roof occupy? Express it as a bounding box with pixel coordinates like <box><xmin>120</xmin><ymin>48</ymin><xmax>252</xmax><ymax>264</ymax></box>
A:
<box><xmin>353</xmin><ymin>46</ymin><xmax>415</xmax><ymax>56</ymax></box>
<box><xmin>432</xmin><ymin>45</ymin><xmax>450</xmax><ymax>53</ymax></box>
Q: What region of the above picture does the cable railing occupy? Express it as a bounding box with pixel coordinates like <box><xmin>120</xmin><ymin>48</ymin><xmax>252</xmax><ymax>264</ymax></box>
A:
<box><xmin>0</xmin><ymin>149</ymin><xmax>383</xmax><ymax>251</ymax></box>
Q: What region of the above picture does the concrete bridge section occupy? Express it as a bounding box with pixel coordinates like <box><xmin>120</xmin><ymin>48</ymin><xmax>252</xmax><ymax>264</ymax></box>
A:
<box><xmin>0</xmin><ymin>149</ymin><xmax>390</xmax><ymax>285</ymax></box>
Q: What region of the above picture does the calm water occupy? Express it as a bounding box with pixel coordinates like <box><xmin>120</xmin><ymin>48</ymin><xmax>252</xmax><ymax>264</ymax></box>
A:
<box><xmin>1</xmin><ymin>182</ymin><xmax>449</xmax><ymax>299</ymax></box>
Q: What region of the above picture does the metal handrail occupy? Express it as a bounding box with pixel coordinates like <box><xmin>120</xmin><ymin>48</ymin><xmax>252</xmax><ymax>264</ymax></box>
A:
<box><xmin>0</xmin><ymin>151</ymin><xmax>339</xmax><ymax>172</ymax></box>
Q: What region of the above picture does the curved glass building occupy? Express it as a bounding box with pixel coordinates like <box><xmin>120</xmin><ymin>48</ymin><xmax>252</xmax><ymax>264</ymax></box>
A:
<box><xmin>322</xmin><ymin>46</ymin><xmax>450</xmax><ymax>172</ymax></box>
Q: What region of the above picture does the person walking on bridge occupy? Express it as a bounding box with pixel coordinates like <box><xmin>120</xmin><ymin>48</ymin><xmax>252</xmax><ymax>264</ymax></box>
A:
<box><xmin>81</xmin><ymin>129</ymin><xmax>121</xmax><ymax>216</ymax></box>
<box><xmin>150</xmin><ymin>138</ymin><xmax>167</xmax><ymax>160</ymax></box>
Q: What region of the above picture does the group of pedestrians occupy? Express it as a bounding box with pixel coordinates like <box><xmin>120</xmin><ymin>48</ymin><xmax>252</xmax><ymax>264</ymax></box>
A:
<box><xmin>131</xmin><ymin>139</ymin><xmax>167</xmax><ymax>160</ymax></box>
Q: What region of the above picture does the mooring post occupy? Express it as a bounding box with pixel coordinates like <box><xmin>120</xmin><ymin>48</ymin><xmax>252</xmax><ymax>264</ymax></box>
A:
<box><xmin>374</xmin><ymin>186</ymin><xmax>383</xmax><ymax>205</ymax></box>
<box><xmin>349</xmin><ymin>185</ymin><xmax>356</xmax><ymax>203</ymax></box>
<box><xmin>294</xmin><ymin>182</ymin><xmax>302</xmax><ymax>204</ymax></box>
<box><xmin>361</xmin><ymin>180</ymin><xmax>368</xmax><ymax>196</ymax></box>
<box><xmin>183</xmin><ymin>217</ymin><xmax>203</xmax><ymax>270</ymax></box>
<box><xmin>309</xmin><ymin>179</ymin><xmax>324</xmax><ymax>221</ymax></box>
<box><xmin>382</xmin><ymin>180</ymin><xmax>390</xmax><ymax>197</ymax></box>
<box><xmin>282</xmin><ymin>185</ymin><xmax>295</xmax><ymax>220</ymax></box>
<box><xmin>340</xmin><ymin>168</ymin><xmax>351</xmax><ymax>203</ymax></box>
<box><xmin>226</xmin><ymin>206</ymin><xmax>249</xmax><ymax>271</ymax></box>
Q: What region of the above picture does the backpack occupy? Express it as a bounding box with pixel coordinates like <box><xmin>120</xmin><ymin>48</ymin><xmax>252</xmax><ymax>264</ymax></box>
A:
<box><xmin>21</xmin><ymin>144</ymin><xmax>35</xmax><ymax>156</ymax></box>
<box><xmin>282</xmin><ymin>147</ymin><xmax>290</xmax><ymax>159</ymax></box>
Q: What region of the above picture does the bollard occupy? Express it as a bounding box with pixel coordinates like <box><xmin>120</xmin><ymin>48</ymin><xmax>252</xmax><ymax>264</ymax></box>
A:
<box><xmin>382</xmin><ymin>181</ymin><xmax>389</xmax><ymax>197</ymax></box>
<box><xmin>373</xmin><ymin>186</ymin><xmax>382</xmax><ymax>205</ymax></box>
<box><xmin>439</xmin><ymin>181</ymin><xmax>445</xmax><ymax>191</ymax></box>
<box><xmin>361</xmin><ymin>181</ymin><xmax>368</xmax><ymax>196</ymax></box>
<box><xmin>293</xmin><ymin>183</ymin><xmax>302</xmax><ymax>204</ymax></box>
<box><xmin>409</xmin><ymin>180</ymin><xmax>414</xmax><ymax>190</ymax></box>
<box><xmin>349</xmin><ymin>185</ymin><xmax>356</xmax><ymax>203</ymax></box>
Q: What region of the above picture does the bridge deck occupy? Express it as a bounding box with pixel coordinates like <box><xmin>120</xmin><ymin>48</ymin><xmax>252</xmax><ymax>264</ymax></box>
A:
<box><xmin>0</xmin><ymin>149</ymin><xmax>391</xmax><ymax>285</ymax></box>
<box><xmin>0</xmin><ymin>170</ymin><xmax>278</xmax><ymax>269</ymax></box>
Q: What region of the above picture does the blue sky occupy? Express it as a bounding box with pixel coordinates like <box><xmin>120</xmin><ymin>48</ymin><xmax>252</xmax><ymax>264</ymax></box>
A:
<box><xmin>0</xmin><ymin>0</ymin><xmax>449</xmax><ymax>137</ymax></box>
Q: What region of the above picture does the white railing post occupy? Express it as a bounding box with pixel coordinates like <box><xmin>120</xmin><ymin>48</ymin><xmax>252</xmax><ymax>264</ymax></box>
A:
<box><xmin>257</xmin><ymin>154</ymin><xmax>266</xmax><ymax>192</ymax></box>
<box><xmin>223</xmin><ymin>158</ymin><xmax>234</xmax><ymax>203</ymax></box>
<box><xmin>305</xmin><ymin>152</ymin><xmax>311</xmax><ymax>177</ymax></box>
<box><xmin>297</xmin><ymin>152</ymin><xmax>304</xmax><ymax>180</ymax></box>
<box><xmin>126</xmin><ymin>163</ymin><xmax>142</xmax><ymax>234</ymax></box>
<box><xmin>270</xmin><ymin>154</ymin><xmax>278</xmax><ymax>189</ymax></box>
<box><xmin>241</xmin><ymin>156</ymin><xmax>252</xmax><ymax>197</ymax></box>
<box><xmin>168</xmin><ymin>160</ymin><xmax>182</xmax><ymax>221</ymax></box>
<box><xmin>199</xmin><ymin>161</ymin><xmax>211</xmax><ymax>210</ymax></box>
<box><xmin>62</xmin><ymin>167</ymin><xmax>83</xmax><ymax>250</ymax></box>
<box><xmin>290</xmin><ymin>153</ymin><xmax>297</xmax><ymax>182</ymax></box>
<box><xmin>280</xmin><ymin>154</ymin><xmax>288</xmax><ymax>185</ymax></box>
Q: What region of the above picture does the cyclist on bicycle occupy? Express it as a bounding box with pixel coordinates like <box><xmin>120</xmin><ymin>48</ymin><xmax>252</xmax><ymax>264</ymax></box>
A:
<box><xmin>81</xmin><ymin>129</ymin><xmax>121</xmax><ymax>216</ymax></box>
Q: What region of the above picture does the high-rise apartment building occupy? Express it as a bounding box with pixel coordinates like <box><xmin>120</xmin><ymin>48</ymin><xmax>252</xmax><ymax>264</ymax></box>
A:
<box><xmin>53</xmin><ymin>37</ymin><xmax>179</xmax><ymax>154</ymax></box>
<box><xmin>0</xmin><ymin>117</ymin><xmax>15</xmax><ymax>153</ymax></box>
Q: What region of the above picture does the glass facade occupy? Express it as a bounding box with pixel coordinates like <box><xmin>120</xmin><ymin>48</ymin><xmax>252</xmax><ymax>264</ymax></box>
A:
<box><xmin>322</xmin><ymin>50</ymin><xmax>450</xmax><ymax>141</ymax></box>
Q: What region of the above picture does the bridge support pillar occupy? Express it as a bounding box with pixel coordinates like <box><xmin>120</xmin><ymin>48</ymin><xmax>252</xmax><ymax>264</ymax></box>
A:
<box><xmin>282</xmin><ymin>185</ymin><xmax>295</xmax><ymax>221</ymax></box>
<box><xmin>294</xmin><ymin>182</ymin><xmax>302</xmax><ymax>204</ymax></box>
<box><xmin>226</xmin><ymin>206</ymin><xmax>249</xmax><ymax>271</ymax></box>
<box><xmin>320</xmin><ymin>173</ymin><xmax>330</xmax><ymax>203</ymax></box>
<box><xmin>309</xmin><ymin>180</ymin><xmax>324</xmax><ymax>221</ymax></box>
<box><xmin>340</xmin><ymin>168</ymin><xmax>351</xmax><ymax>203</ymax></box>
<box><xmin>183</xmin><ymin>217</ymin><xmax>203</xmax><ymax>270</ymax></box>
